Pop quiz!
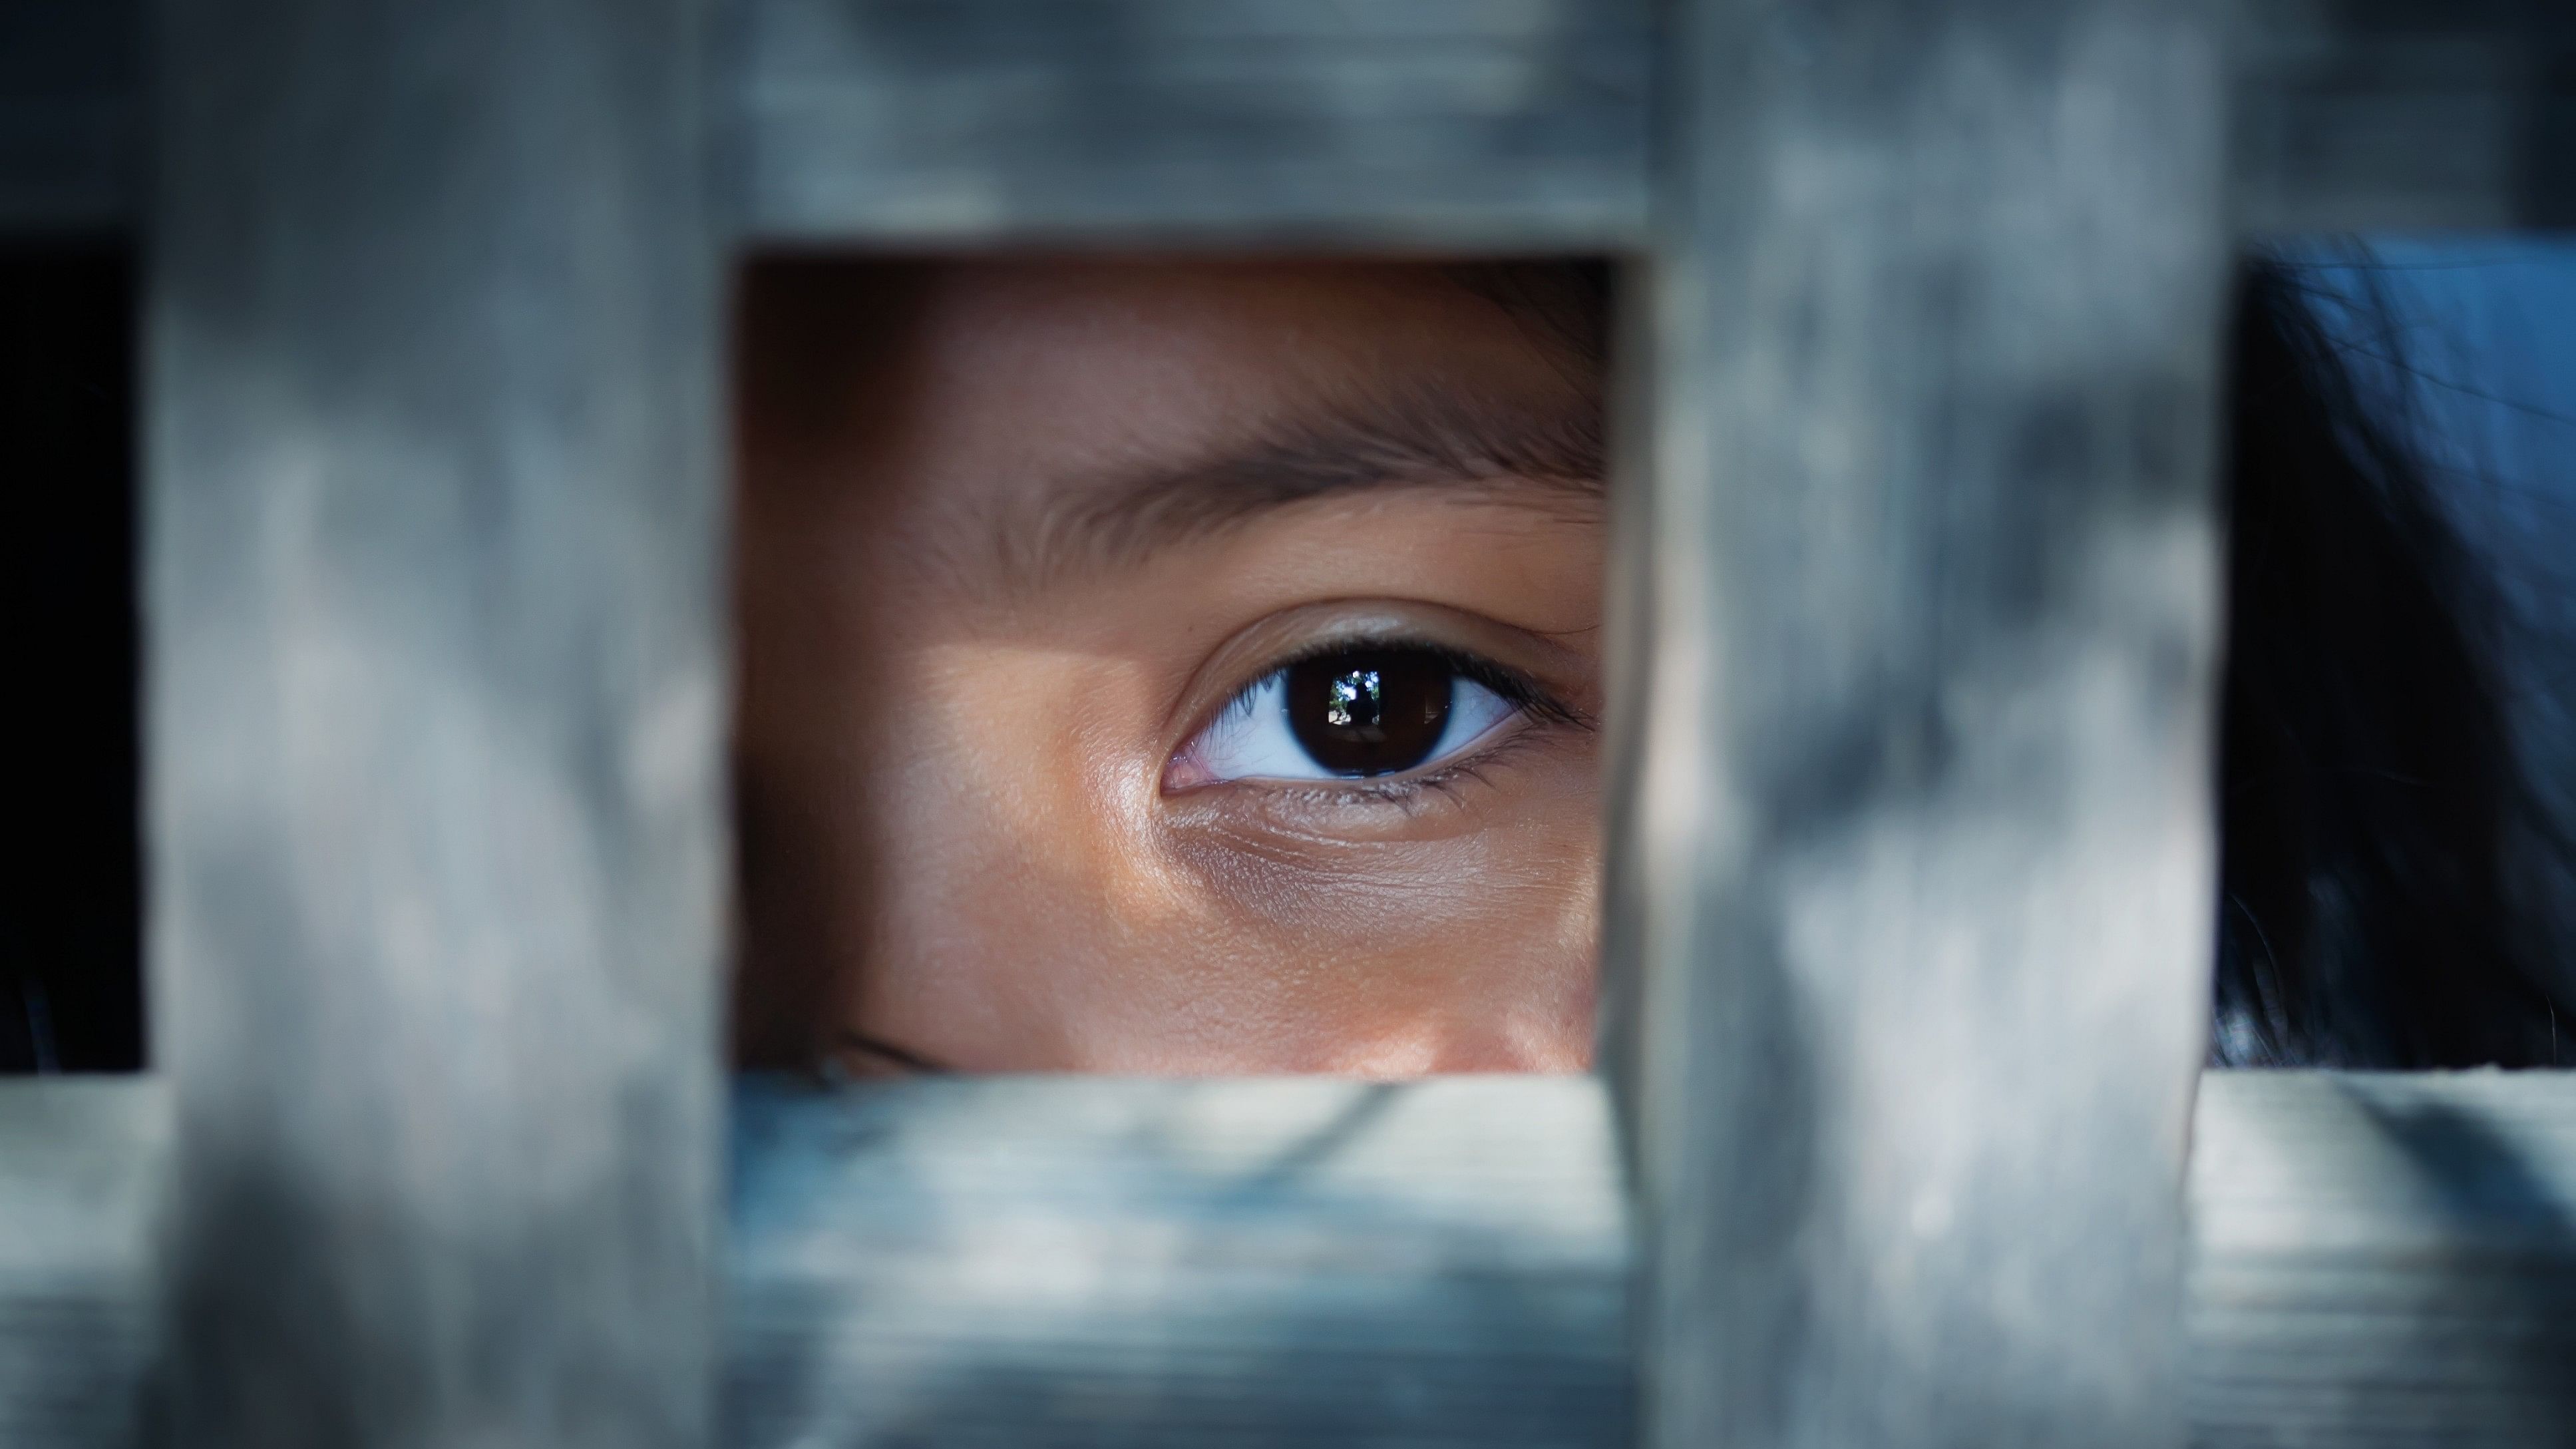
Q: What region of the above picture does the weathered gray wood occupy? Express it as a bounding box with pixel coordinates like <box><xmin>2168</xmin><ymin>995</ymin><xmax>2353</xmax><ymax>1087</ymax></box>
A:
<box><xmin>145</xmin><ymin>3</ymin><xmax>725</xmax><ymax>1446</ymax></box>
<box><xmin>2188</xmin><ymin>1072</ymin><xmax>2576</xmax><ymax>1449</ymax></box>
<box><xmin>15</xmin><ymin>0</ymin><xmax>2576</xmax><ymax>241</ymax></box>
<box><xmin>10</xmin><ymin>1073</ymin><xmax>2576</xmax><ymax>1448</ymax></box>
<box><xmin>728</xmin><ymin>1075</ymin><xmax>1631</xmax><ymax>1449</ymax></box>
<box><xmin>725</xmin><ymin>0</ymin><xmax>1651</xmax><ymax>246</ymax></box>
<box><xmin>2237</xmin><ymin>0</ymin><xmax>2576</xmax><ymax>233</ymax></box>
<box><xmin>1624</xmin><ymin>3</ymin><xmax>2234</xmax><ymax>1447</ymax></box>
<box><xmin>0</xmin><ymin>1082</ymin><xmax>165</xmax><ymax>1449</ymax></box>
<box><xmin>0</xmin><ymin>0</ymin><xmax>135</xmax><ymax>233</ymax></box>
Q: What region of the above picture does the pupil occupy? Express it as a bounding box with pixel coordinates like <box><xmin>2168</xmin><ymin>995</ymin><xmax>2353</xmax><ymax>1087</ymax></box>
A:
<box><xmin>1284</xmin><ymin>648</ymin><xmax>1453</xmax><ymax>777</ymax></box>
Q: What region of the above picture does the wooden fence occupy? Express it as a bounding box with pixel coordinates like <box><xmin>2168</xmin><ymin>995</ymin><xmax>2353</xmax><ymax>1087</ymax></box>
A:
<box><xmin>1</xmin><ymin>1</ymin><xmax>2571</xmax><ymax>1446</ymax></box>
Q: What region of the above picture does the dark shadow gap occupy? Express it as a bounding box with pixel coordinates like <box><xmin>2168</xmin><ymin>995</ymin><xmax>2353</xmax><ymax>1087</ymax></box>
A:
<box><xmin>1</xmin><ymin>241</ymin><xmax>143</xmax><ymax>1073</ymax></box>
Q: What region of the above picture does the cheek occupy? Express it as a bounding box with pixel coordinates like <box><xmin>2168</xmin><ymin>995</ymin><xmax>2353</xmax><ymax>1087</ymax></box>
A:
<box><xmin>1153</xmin><ymin>801</ymin><xmax>1604</xmax><ymax>1072</ymax></box>
<box><xmin>841</xmin><ymin>645</ymin><xmax>1204</xmax><ymax>1057</ymax></box>
<box><xmin>846</xmin><ymin>646</ymin><xmax>1602</xmax><ymax>1073</ymax></box>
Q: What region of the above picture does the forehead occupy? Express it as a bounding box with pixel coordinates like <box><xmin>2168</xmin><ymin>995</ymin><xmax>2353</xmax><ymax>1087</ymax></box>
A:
<box><xmin>739</xmin><ymin>257</ymin><xmax>1596</xmax><ymax>478</ymax></box>
<box><xmin>735</xmin><ymin>258</ymin><xmax>1608</xmax><ymax>613</ymax></box>
<box><xmin>885</xmin><ymin>256</ymin><xmax>1576</xmax><ymax>359</ymax></box>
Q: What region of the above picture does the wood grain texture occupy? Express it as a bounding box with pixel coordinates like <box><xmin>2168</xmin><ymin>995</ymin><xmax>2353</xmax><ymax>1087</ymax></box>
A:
<box><xmin>2237</xmin><ymin>0</ymin><xmax>2576</xmax><ymax>232</ymax></box>
<box><xmin>13</xmin><ymin>0</ymin><xmax>2576</xmax><ymax>241</ymax></box>
<box><xmin>1626</xmin><ymin>3</ymin><xmax>2233</xmax><ymax>1446</ymax></box>
<box><xmin>2189</xmin><ymin>1072</ymin><xmax>2576</xmax><ymax>1449</ymax></box>
<box><xmin>0</xmin><ymin>1082</ymin><xmax>164</xmax><ymax>1449</ymax></box>
<box><xmin>727</xmin><ymin>1075</ymin><xmax>1631</xmax><ymax>1449</ymax></box>
<box><xmin>9</xmin><ymin>1073</ymin><xmax>2576</xmax><ymax>1448</ymax></box>
<box><xmin>144</xmin><ymin>3</ymin><xmax>725</xmax><ymax>1446</ymax></box>
<box><xmin>724</xmin><ymin>0</ymin><xmax>1651</xmax><ymax>246</ymax></box>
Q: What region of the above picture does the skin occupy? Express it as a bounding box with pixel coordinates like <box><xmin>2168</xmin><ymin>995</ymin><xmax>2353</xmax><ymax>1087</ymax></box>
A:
<box><xmin>731</xmin><ymin>258</ymin><xmax>1606</xmax><ymax>1075</ymax></box>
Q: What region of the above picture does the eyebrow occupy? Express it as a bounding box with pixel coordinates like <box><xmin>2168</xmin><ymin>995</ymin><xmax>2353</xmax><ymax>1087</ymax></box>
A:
<box><xmin>989</xmin><ymin>381</ymin><xmax>1606</xmax><ymax>589</ymax></box>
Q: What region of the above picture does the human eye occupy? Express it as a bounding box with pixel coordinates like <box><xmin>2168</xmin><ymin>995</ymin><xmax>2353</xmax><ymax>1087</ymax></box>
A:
<box><xmin>1166</xmin><ymin>642</ymin><xmax>1557</xmax><ymax>790</ymax></box>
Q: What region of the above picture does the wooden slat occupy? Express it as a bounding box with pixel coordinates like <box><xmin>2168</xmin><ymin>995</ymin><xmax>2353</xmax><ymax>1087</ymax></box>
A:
<box><xmin>144</xmin><ymin>3</ymin><xmax>725</xmax><ymax>1446</ymax></box>
<box><xmin>0</xmin><ymin>1082</ymin><xmax>163</xmax><ymax>1449</ymax></box>
<box><xmin>0</xmin><ymin>0</ymin><xmax>1657</xmax><ymax>247</ymax></box>
<box><xmin>8</xmin><ymin>1073</ymin><xmax>2575</xmax><ymax>1448</ymax></box>
<box><xmin>2189</xmin><ymin>1072</ymin><xmax>2576</xmax><ymax>1448</ymax></box>
<box><xmin>1623</xmin><ymin>2</ymin><xmax>2234</xmax><ymax>1446</ymax></box>
<box><xmin>725</xmin><ymin>0</ymin><xmax>1651</xmax><ymax>246</ymax></box>
<box><xmin>13</xmin><ymin>0</ymin><xmax>2576</xmax><ymax>241</ymax></box>
<box><xmin>727</xmin><ymin>1076</ymin><xmax>1630</xmax><ymax>1449</ymax></box>
<box><xmin>2237</xmin><ymin>0</ymin><xmax>2576</xmax><ymax>233</ymax></box>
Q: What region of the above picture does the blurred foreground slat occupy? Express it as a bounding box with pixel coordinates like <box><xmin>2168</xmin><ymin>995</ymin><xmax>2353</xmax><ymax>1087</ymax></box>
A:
<box><xmin>726</xmin><ymin>0</ymin><xmax>1652</xmax><ymax>246</ymax></box>
<box><xmin>6</xmin><ymin>1072</ymin><xmax>2575</xmax><ymax>1447</ymax></box>
<box><xmin>8</xmin><ymin>0</ymin><xmax>2575</xmax><ymax>240</ymax></box>
<box><xmin>144</xmin><ymin>2</ymin><xmax>725</xmax><ymax>1444</ymax></box>
<box><xmin>1628</xmin><ymin>1</ymin><xmax>2233</xmax><ymax>1444</ymax></box>
<box><xmin>2235</xmin><ymin>0</ymin><xmax>2576</xmax><ymax>232</ymax></box>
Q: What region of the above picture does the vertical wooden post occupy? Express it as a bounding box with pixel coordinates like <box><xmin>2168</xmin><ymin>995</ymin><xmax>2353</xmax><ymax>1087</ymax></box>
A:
<box><xmin>146</xmin><ymin>3</ymin><xmax>723</xmax><ymax>1445</ymax></box>
<box><xmin>1624</xmin><ymin>1</ymin><xmax>2232</xmax><ymax>1446</ymax></box>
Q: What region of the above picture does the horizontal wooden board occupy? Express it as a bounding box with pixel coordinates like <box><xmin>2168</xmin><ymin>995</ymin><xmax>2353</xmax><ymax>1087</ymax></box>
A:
<box><xmin>5</xmin><ymin>1072</ymin><xmax>2574</xmax><ymax>1446</ymax></box>
<box><xmin>0</xmin><ymin>1081</ymin><xmax>162</xmax><ymax>1449</ymax></box>
<box><xmin>727</xmin><ymin>1075</ymin><xmax>1631</xmax><ymax>1448</ymax></box>
<box><xmin>727</xmin><ymin>0</ymin><xmax>1651</xmax><ymax>246</ymax></box>
<box><xmin>9</xmin><ymin>0</ymin><xmax>2573</xmax><ymax>241</ymax></box>
<box><xmin>2235</xmin><ymin>0</ymin><xmax>2576</xmax><ymax>232</ymax></box>
<box><xmin>2187</xmin><ymin>1071</ymin><xmax>2576</xmax><ymax>1448</ymax></box>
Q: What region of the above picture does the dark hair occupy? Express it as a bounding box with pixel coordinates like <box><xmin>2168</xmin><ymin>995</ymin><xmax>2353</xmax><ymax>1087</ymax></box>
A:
<box><xmin>1477</xmin><ymin>251</ymin><xmax>2576</xmax><ymax>1068</ymax></box>
<box><xmin>2213</xmin><ymin>254</ymin><xmax>2567</xmax><ymax>1066</ymax></box>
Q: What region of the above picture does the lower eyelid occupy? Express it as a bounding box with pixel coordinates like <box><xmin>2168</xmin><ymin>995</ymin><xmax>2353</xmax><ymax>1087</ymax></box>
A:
<box><xmin>1207</xmin><ymin>707</ymin><xmax>1549</xmax><ymax>805</ymax></box>
<box><xmin>1203</xmin><ymin>743</ymin><xmax>1557</xmax><ymax>846</ymax></box>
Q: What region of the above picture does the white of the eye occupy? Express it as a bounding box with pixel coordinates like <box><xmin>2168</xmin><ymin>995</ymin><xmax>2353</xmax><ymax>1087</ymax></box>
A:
<box><xmin>1186</xmin><ymin>668</ymin><xmax>1520</xmax><ymax>783</ymax></box>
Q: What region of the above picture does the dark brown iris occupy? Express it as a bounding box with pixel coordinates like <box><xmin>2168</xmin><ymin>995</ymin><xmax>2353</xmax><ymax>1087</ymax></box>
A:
<box><xmin>1283</xmin><ymin>648</ymin><xmax>1453</xmax><ymax>777</ymax></box>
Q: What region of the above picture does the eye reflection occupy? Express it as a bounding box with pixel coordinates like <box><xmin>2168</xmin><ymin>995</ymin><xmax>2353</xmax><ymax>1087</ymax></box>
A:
<box><xmin>1288</xmin><ymin>650</ymin><xmax>1449</xmax><ymax>775</ymax></box>
<box><xmin>1178</xmin><ymin>645</ymin><xmax>1522</xmax><ymax>785</ymax></box>
<box><xmin>1325</xmin><ymin>670</ymin><xmax>1370</xmax><ymax>727</ymax></box>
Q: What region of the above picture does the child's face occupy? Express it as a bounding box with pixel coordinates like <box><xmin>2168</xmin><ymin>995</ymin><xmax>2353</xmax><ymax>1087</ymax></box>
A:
<box><xmin>732</xmin><ymin>259</ymin><xmax>1605</xmax><ymax>1074</ymax></box>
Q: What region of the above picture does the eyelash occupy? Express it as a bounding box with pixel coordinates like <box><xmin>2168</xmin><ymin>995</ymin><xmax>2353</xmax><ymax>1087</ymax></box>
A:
<box><xmin>1196</xmin><ymin>638</ymin><xmax>1590</xmax><ymax>801</ymax></box>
